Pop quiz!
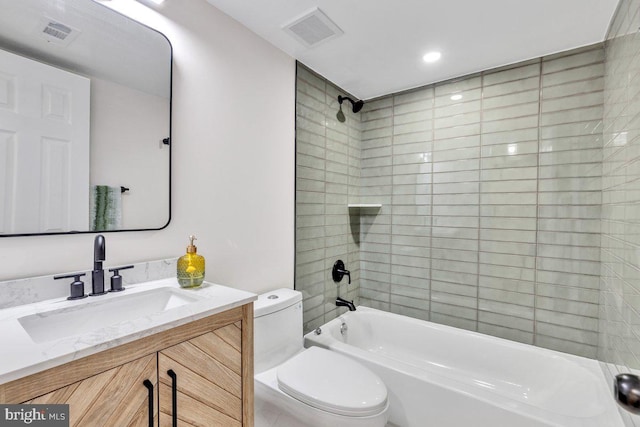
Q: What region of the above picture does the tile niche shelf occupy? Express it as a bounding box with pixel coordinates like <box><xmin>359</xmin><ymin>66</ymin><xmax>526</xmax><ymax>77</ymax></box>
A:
<box><xmin>348</xmin><ymin>204</ymin><xmax>382</xmax><ymax>214</ymax></box>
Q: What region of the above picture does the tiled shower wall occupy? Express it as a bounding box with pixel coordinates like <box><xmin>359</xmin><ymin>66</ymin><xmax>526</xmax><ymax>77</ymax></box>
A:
<box><xmin>296</xmin><ymin>47</ymin><xmax>606</xmax><ymax>356</ymax></box>
<box><xmin>600</xmin><ymin>0</ymin><xmax>640</xmax><ymax>375</ymax></box>
<box><xmin>295</xmin><ymin>64</ymin><xmax>361</xmax><ymax>332</ymax></box>
<box><xmin>358</xmin><ymin>45</ymin><xmax>604</xmax><ymax>358</ymax></box>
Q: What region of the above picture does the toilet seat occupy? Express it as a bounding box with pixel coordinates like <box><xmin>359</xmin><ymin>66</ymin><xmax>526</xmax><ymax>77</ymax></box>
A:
<box><xmin>276</xmin><ymin>346</ymin><xmax>388</xmax><ymax>417</ymax></box>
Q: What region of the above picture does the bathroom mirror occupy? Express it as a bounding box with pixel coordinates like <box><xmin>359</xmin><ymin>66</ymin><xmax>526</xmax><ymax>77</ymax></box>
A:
<box><xmin>0</xmin><ymin>0</ymin><xmax>171</xmax><ymax>236</ymax></box>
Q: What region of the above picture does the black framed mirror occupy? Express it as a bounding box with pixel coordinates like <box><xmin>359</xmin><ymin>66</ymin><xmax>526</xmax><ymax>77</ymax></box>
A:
<box><xmin>0</xmin><ymin>0</ymin><xmax>171</xmax><ymax>236</ymax></box>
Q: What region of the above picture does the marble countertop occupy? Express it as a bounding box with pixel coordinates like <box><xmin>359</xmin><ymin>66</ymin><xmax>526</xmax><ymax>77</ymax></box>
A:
<box><xmin>0</xmin><ymin>278</ymin><xmax>256</xmax><ymax>384</ymax></box>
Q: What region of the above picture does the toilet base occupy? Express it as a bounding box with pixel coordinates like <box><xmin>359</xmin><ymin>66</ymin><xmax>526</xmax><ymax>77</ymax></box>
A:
<box><xmin>255</xmin><ymin>367</ymin><xmax>389</xmax><ymax>427</ymax></box>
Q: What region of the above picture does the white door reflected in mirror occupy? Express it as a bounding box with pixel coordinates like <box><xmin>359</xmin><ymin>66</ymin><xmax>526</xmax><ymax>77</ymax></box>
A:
<box><xmin>0</xmin><ymin>48</ymin><xmax>90</xmax><ymax>234</ymax></box>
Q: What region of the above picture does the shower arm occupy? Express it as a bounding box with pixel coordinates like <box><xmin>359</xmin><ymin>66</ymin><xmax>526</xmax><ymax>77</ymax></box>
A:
<box><xmin>338</xmin><ymin>95</ymin><xmax>356</xmax><ymax>105</ymax></box>
<box><xmin>337</xmin><ymin>95</ymin><xmax>364</xmax><ymax>113</ymax></box>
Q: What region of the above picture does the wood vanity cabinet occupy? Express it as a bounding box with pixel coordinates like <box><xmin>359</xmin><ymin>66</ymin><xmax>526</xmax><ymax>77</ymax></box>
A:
<box><xmin>23</xmin><ymin>353</ymin><xmax>158</xmax><ymax>426</ymax></box>
<box><xmin>0</xmin><ymin>304</ymin><xmax>254</xmax><ymax>427</ymax></box>
<box><xmin>158</xmin><ymin>324</ymin><xmax>243</xmax><ymax>426</ymax></box>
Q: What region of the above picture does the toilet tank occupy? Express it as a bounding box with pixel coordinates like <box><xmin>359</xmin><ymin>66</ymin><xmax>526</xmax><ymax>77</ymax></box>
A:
<box><xmin>254</xmin><ymin>288</ymin><xmax>303</xmax><ymax>374</ymax></box>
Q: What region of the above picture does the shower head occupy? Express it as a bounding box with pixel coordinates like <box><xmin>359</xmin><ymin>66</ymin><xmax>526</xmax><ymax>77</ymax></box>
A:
<box><xmin>338</xmin><ymin>95</ymin><xmax>365</xmax><ymax>114</ymax></box>
<box><xmin>336</xmin><ymin>104</ymin><xmax>346</xmax><ymax>122</ymax></box>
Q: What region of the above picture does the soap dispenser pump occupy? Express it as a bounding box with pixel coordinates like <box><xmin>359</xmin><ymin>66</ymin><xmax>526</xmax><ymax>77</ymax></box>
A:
<box><xmin>177</xmin><ymin>235</ymin><xmax>205</xmax><ymax>288</ymax></box>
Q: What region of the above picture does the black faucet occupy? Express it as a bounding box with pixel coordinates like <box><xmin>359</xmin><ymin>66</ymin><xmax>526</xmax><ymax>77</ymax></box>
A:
<box><xmin>91</xmin><ymin>234</ymin><xmax>107</xmax><ymax>296</ymax></box>
<box><xmin>336</xmin><ymin>297</ymin><xmax>356</xmax><ymax>311</ymax></box>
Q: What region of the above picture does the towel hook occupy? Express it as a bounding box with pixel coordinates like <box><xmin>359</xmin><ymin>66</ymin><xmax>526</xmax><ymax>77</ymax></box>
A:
<box><xmin>120</xmin><ymin>186</ymin><xmax>130</xmax><ymax>193</ymax></box>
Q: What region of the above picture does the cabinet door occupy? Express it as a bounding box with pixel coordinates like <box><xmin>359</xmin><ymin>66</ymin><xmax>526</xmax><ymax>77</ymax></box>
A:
<box><xmin>24</xmin><ymin>354</ymin><xmax>157</xmax><ymax>427</ymax></box>
<box><xmin>158</xmin><ymin>323</ymin><xmax>242</xmax><ymax>427</ymax></box>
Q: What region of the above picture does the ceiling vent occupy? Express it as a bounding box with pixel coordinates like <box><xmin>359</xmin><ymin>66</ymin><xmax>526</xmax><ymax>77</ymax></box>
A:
<box><xmin>283</xmin><ymin>8</ymin><xmax>343</xmax><ymax>48</ymax></box>
<box><xmin>38</xmin><ymin>17</ymin><xmax>80</xmax><ymax>47</ymax></box>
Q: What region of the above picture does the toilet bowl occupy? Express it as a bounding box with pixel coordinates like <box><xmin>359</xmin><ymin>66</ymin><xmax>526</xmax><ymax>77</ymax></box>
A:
<box><xmin>254</xmin><ymin>288</ymin><xmax>389</xmax><ymax>427</ymax></box>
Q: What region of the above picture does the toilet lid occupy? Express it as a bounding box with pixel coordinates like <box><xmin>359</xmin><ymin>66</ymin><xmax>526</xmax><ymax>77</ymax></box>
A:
<box><xmin>276</xmin><ymin>346</ymin><xmax>387</xmax><ymax>417</ymax></box>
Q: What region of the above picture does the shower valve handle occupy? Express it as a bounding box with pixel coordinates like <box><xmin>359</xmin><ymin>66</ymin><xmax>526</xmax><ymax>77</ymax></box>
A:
<box><xmin>332</xmin><ymin>260</ymin><xmax>351</xmax><ymax>284</ymax></box>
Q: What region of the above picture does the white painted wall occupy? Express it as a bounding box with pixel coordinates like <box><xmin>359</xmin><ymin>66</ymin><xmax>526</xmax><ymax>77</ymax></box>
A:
<box><xmin>0</xmin><ymin>0</ymin><xmax>296</xmax><ymax>295</ymax></box>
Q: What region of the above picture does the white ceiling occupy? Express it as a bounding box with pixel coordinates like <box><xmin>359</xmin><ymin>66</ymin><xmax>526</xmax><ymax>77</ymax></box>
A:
<box><xmin>205</xmin><ymin>0</ymin><xmax>619</xmax><ymax>100</ymax></box>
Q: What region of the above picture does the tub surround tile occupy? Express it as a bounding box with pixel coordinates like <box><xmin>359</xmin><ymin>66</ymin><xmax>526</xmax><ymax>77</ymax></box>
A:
<box><xmin>478</xmin><ymin>323</ymin><xmax>534</xmax><ymax>345</ymax></box>
<box><xmin>430</xmin><ymin>311</ymin><xmax>476</xmax><ymax>330</ymax></box>
<box><xmin>601</xmin><ymin>6</ymin><xmax>640</xmax><ymax>426</ymax></box>
<box><xmin>483</xmin><ymin>76</ymin><xmax>540</xmax><ymax>98</ymax></box>
<box><xmin>358</xmin><ymin>45</ymin><xmax>604</xmax><ymax>350</ymax></box>
<box><xmin>296</xmin><ymin>64</ymin><xmax>361</xmax><ymax>332</ymax></box>
<box><xmin>536</xmin><ymin>335</ymin><xmax>597</xmax><ymax>359</ymax></box>
<box><xmin>296</xmin><ymin>45</ymin><xmax>607</xmax><ymax>360</ymax></box>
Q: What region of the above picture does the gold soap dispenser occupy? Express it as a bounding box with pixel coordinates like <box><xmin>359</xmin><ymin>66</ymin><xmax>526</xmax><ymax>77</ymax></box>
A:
<box><xmin>177</xmin><ymin>235</ymin><xmax>205</xmax><ymax>288</ymax></box>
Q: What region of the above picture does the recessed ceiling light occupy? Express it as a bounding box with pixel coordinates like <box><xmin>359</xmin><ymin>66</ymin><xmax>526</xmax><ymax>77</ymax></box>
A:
<box><xmin>423</xmin><ymin>51</ymin><xmax>441</xmax><ymax>63</ymax></box>
<box><xmin>450</xmin><ymin>94</ymin><xmax>463</xmax><ymax>101</ymax></box>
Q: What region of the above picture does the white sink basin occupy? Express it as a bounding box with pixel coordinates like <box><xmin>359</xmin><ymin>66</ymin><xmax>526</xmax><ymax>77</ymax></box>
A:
<box><xmin>18</xmin><ymin>287</ymin><xmax>203</xmax><ymax>343</ymax></box>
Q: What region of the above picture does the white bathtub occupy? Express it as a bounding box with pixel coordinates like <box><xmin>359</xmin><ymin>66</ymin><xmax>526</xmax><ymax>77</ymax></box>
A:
<box><xmin>304</xmin><ymin>306</ymin><xmax>623</xmax><ymax>427</ymax></box>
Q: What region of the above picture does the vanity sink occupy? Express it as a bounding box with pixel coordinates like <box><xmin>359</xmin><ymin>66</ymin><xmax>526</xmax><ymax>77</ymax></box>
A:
<box><xmin>18</xmin><ymin>287</ymin><xmax>203</xmax><ymax>343</ymax></box>
<box><xmin>0</xmin><ymin>275</ymin><xmax>256</xmax><ymax>385</ymax></box>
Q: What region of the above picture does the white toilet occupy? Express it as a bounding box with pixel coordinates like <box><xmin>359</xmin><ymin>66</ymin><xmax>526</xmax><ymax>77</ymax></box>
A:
<box><xmin>254</xmin><ymin>288</ymin><xmax>389</xmax><ymax>427</ymax></box>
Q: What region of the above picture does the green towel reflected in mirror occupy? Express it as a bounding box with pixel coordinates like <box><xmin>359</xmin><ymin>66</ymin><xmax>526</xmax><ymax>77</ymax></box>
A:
<box><xmin>90</xmin><ymin>185</ymin><xmax>122</xmax><ymax>231</ymax></box>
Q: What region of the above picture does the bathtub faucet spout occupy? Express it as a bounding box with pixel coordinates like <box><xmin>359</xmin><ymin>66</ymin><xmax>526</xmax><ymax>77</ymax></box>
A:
<box><xmin>336</xmin><ymin>297</ymin><xmax>356</xmax><ymax>311</ymax></box>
